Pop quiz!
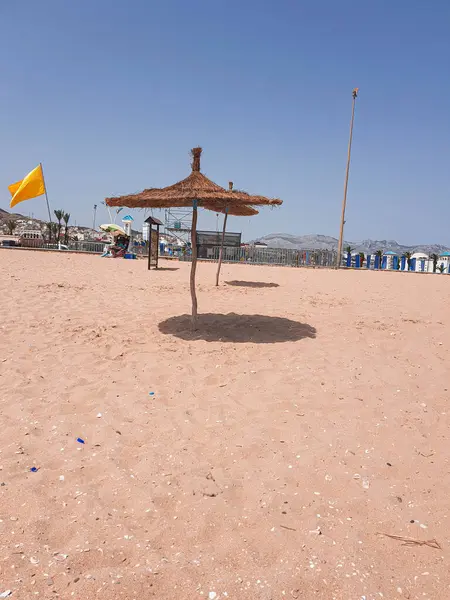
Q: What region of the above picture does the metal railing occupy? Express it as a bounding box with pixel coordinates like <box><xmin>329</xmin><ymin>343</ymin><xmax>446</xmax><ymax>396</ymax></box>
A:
<box><xmin>4</xmin><ymin>239</ymin><xmax>107</xmax><ymax>253</ymax></box>
<box><xmin>65</xmin><ymin>241</ymin><xmax>106</xmax><ymax>253</ymax></box>
<box><xmin>4</xmin><ymin>239</ymin><xmax>153</xmax><ymax>255</ymax></box>
<box><xmin>181</xmin><ymin>246</ymin><xmax>338</xmax><ymax>268</ymax></box>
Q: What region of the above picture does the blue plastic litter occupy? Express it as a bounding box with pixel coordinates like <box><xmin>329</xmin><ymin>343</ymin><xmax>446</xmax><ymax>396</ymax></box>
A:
<box><xmin>149</xmin><ymin>392</ymin><xmax>155</xmax><ymax>396</ymax></box>
<box><xmin>76</xmin><ymin>438</ymin><xmax>85</xmax><ymax>444</ymax></box>
<box><xmin>30</xmin><ymin>467</ymin><xmax>38</xmax><ymax>472</ymax></box>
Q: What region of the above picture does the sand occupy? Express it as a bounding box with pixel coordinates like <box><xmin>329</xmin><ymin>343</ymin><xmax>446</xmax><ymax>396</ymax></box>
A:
<box><xmin>0</xmin><ymin>250</ymin><xmax>449</xmax><ymax>600</ymax></box>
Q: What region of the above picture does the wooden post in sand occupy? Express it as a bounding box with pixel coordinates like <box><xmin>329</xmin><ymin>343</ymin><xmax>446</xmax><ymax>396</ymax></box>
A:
<box><xmin>215</xmin><ymin>181</ymin><xmax>233</xmax><ymax>286</ymax></box>
<box><xmin>190</xmin><ymin>199</ymin><xmax>198</xmax><ymax>328</ymax></box>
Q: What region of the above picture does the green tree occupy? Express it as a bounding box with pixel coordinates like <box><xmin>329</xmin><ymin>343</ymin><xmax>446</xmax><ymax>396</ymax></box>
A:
<box><xmin>430</xmin><ymin>253</ymin><xmax>438</xmax><ymax>273</ymax></box>
<box><xmin>345</xmin><ymin>245</ymin><xmax>353</xmax><ymax>256</ymax></box>
<box><xmin>359</xmin><ymin>252</ymin><xmax>365</xmax><ymax>267</ymax></box>
<box><xmin>438</xmin><ymin>263</ymin><xmax>445</xmax><ymax>274</ymax></box>
<box><xmin>54</xmin><ymin>209</ymin><xmax>64</xmax><ymax>242</ymax></box>
<box><xmin>51</xmin><ymin>222</ymin><xmax>58</xmax><ymax>243</ymax></box>
<box><xmin>46</xmin><ymin>222</ymin><xmax>53</xmax><ymax>243</ymax></box>
<box><xmin>404</xmin><ymin>251</ymin><xmax>412</xmax><ymax>270</ymax></box>
<box><xmin>6</xmin><ymin>220</ymin><xmax>17</xmax><ymax>235</ymax></box>
<box><xmin>63</xmin><ymin>212</ymin><xmax>70</xmax><ymax>245</ymax></box>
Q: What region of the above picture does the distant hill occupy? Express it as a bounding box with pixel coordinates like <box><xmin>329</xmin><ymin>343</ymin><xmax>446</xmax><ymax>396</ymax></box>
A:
<box><xmin>252</xmin><ymin>233</ymin><xmax>450</xmax><ymax>255</ymax></box>
<box><xmin>0</xmin><ymin>207</ymin><xmax>140</xmax><ymax>239</ymax></box>
<box><xmin>0</xmin><ymin>208</ymin><xmax>24</xmax><ymax>220</ymax></box>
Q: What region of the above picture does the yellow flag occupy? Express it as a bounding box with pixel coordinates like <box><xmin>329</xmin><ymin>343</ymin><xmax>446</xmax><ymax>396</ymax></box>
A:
<box><xmin>9</xmin><ymin>164</ymin><xmax>46</xmax><ymax>208</ymax></box>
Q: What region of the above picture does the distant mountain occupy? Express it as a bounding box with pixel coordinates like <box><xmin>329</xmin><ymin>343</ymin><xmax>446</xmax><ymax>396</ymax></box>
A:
<box><xmin>252</xmin><ymin>233</ymin><xmax>450</xmax><ymax>255</ymax></box>
<box><xmin>352</xmin><ymin>239</ymin><xmax>450</xmax><ymax>255</ymax></box>
<box><xmin>254</xmin><ymin>233</ymin><xmax>340</xmax><ymax>250</ymax></box>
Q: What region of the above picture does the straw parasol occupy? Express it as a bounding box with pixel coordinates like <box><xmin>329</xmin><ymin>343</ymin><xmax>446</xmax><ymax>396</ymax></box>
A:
<box><xmin>214</xmin><ymin>182</ymin><xmax>259</xmax><ymax>286</ymax></box>
<box><xmin>106</xmin><ymin>147</ymin><xmax>282</xmax><ymax>327</ymax></box>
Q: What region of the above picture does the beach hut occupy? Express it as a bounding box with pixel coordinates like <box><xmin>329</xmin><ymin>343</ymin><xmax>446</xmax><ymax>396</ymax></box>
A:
<box><xmin>105</xmin><ymin>147</ymin><xmax>282</xmax><ymax>326</ymax></box>
<box><xmin>383</xmin><ymin>251</ymin><xmax>398</xmax><ymax>270</ymax></box>
<box><xmin>411</xmin><ymin>252</ymin><xmax>429</xmax><ymax>272</ymax></box>
<box><xmin>121</xmin><ymin>215</ymin><xmax>134</xmax><ymax>237</ymax></box>
<box><xmin>439</xmin><ymin>251</ymin><xmax>450</xmax><ymax>273</ymax></box>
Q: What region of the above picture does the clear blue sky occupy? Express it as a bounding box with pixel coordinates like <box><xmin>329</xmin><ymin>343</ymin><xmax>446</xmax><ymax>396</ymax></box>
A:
<box><xmin>1</xmin><ymin>0</ymin><xmax>450</xmax><ymax>243</ymax></box>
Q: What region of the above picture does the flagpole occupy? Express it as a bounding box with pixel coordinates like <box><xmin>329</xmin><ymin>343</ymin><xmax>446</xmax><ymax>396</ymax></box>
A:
<box><xmin>40</xmin><ymin>162</ymin><xmax>53</xmax><ymax>223</ymax></box>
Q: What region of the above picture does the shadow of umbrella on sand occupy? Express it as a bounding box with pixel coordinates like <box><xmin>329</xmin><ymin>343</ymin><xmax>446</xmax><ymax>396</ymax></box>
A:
<box><xmin>159</xmin><ymin>313</ymin><xmax>316</xmax><ymax>344</ymax></box>
<box><xmin>105</xmin><ymin>148</ymin><xmax>282</xmax><ymax>328</ymax></box>
<box><xmin>225</xmin><ymin>280</ymin><xmax>280</xmax><ymax>289</ymax></box>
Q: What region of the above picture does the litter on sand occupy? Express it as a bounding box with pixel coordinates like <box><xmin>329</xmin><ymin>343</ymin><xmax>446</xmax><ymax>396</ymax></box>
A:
<box><xmin>0</xmin><ymin>591</ymin><xmax>12</xmax><ymax>598</ymax></box>
<box><xmin>378</xmin><ymin>532</ymin><xmax>442</xmax><ymax>550</ymax></box>
<box><xmin>149</xmin><ymin>392</ymin><xmax>155</xmax><ymax>396</ymax></box>
<box><xmin>30</xmin><ymin>467</ymin><xmax>39</xmax><ymax>472</ymax></box>
<box><xmin>76</xmin><ymin>438</ymin><xmax>85</xmax><ymax>444</ymax></box>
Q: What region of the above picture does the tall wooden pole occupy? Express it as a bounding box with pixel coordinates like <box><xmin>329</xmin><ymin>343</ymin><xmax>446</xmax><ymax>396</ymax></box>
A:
<box><xmin>337</xmin><ymin>88</ymin><xmax>358</xmax><ymax>268</ymax></box>
<box><xmin>215</xmin><ymin>181</ymin><xmax>233</xmax><ymax>286</ymax></box>
<box><xmin>190</xmin><ymin>199</ymin><xmax>198</xmax><ymax>328</ymax></box>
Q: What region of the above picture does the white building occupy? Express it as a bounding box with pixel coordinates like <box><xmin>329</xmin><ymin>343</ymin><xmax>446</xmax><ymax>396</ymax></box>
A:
<box><xmin>411</xmin><ymin>252</ymin><xmax>430</xmax><ymax>272</ymax></box>
<box><xmin>439</xmin><ymin>251</ymin><xmax>450</xmax><ymax>273</ymax></box>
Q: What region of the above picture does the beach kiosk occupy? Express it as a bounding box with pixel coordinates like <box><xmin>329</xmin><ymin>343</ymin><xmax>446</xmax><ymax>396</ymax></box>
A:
<box><xmin>145</xmin><ymin>216</ymin><xmax>163</xmax><ymax>270</ymax></box>
<box><xmin>383</xmin><ymin>251</ymin><xmax>398</xmax><ymax>270</ymax></box>
<box><xmin>439</xmin><ymin>251</ymin><xmax>450</xmax><ymax>273</ymax></box>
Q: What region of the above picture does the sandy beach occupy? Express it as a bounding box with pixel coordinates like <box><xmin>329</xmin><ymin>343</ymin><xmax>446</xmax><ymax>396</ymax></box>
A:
<box><xmin>1</xmin><ymin>250</ymin><xmax>449</xmax><ymax>599</ymax></box>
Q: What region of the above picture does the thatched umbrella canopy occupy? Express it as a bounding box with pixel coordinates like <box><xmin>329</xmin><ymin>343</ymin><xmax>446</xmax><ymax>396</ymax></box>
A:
<box><xmin>106</xmin><ymin>147</ymin><xmax>282</xmax><ymax>327</ymax></box>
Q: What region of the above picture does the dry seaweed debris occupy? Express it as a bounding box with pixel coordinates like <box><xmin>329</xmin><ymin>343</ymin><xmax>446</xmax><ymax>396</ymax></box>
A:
<box><xmin>378</xmin><ymin>532</ymin><xmax>442</xmax><ymax>550</ymax></box>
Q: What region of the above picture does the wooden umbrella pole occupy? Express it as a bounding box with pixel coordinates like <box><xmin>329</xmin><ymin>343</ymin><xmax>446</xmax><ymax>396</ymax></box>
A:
<box><xmin>215</xmin><ymin>208</ymin><xmax>228</xmax><ymax>286</ymax></box>
<box><xmin>190</xmin><ymin>200</ymin><xmax>198</xmax><ymax>328</ymax></box>
<box><xmin>215</xmin><ymin>181</ymin><xmax>233</xmax><ymax>287</ymax></box>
